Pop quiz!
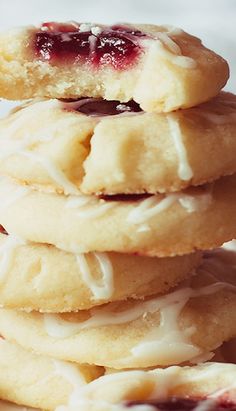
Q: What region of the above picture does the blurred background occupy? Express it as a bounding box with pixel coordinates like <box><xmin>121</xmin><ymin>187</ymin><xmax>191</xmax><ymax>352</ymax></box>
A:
<box><xmin>0</xmin><ymin>0</ymin><xmax>235</xmax><ymax>115</ymax></box>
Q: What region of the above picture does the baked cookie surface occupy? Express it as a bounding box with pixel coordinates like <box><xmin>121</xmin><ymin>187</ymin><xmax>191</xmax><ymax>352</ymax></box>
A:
<box><xmin>0</xmin><ymin>174</ymin><xmax>235</xmax><ymax>256</ymax></box>
<box><xmin>54</xmin><ymin>362</ymin><xmax>236</xmax><ymax>411</ymax></box>
<box><xmin>1</xmin><ymin>92</ymin><xmax>236</xmax><ymax>195</ymax></box>
<box><xmin>0</xmin><ymin>338</ymin><xmax>102</xmax><ymax>410</ymax></box>
<box><xmin>0</xmin><ymin>248</ymin><xmax>235</xmax><ymax>368</ymax></box>
<box><xmin>0</xmin><ymin>22</ymin><xmax>228</xmax><ymax>112</ymax></box>
<box><xmin>0</xmin><ymin>233</ymin><xmax>201</xmax><ymax>312</ymax></box>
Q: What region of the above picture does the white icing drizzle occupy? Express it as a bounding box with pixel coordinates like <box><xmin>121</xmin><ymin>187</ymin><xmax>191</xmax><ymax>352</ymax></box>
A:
<box><xmin>167</xmin><ymin>113</ymin><xmax>193</xmax><ymax>181</ymax></box>
<box><xmin>0</xmin><ymin>235</ymin><xmax>25</xmax><ymax>282</ymax></box>
<box><xmin>171</xmin><ymin>55</ymin><xmax>197</xmax><ymax>69</ymax></box>
<box><xmin>178</xmin><ymin>191</ymin><xmax>212</xmax><ymax>213</ymax></box>
<box><xmin>127</xmin><ymin>195</ymin><xmax>177</xmax><ymax>224</ymax></box>
<box><xmin>0</xmin><ymin>178</ymin><xmax>29</xmax><ymax>212</ymax></box>
<box><xmin>76</xmin><ymin>252</ymin><xmax>114</xmax><ymax>300</ymax></box>
<box><xmin>157</xmin><ymin>32</ymin><xmax>181</xmax><ymax>54</ymax></box>
<box><xmin>127</xmin><ymin>189</ymin><xmax>212</xmax><ymax>225</ymax></box>
<box><xmin>223</xmin><ymin>239</ymin><xmax>236</xmax><ymax>251</ymax></box>
<box><xmin>56</xmin><ymin>400</ymin><xmax>156</xmax><ymax>411</ymax></box>
<box><xmin>43</xmin><ymin>280</ymin><xmax>228</xmax><ymax>367</ymax></box>
<box><xmin>19</xmin><ymin>151</ymin><xmax>79</xmax><ymax>195</ymax></box>
<box><xmin>66</xmin><ymin>369</ymin><xmax>173</xmax><ymax>409</ymax></box>
<box><xmin>91</xmin><ymin>26</ymin><xmax>102</xmax><ymax>36</ymax></box>
<box><xmin>60</xmin><ymin>362</ymin><xmax>236</xmax><ymax>411</ymax></box>
<box><xmin>66</xmin><ymin>195</ymin><xmax>115</xmax><ymax>218</ymax></box>
<box><xmin>129</xmin><ymin>298</ymin><xmax>200</xmax><ymax>365</ymax></box>
<box><xmin>192</xmin><ymin>379</ymin><xmax>236</xmax><ymax>411</ymax></box>
<box><xmin>154</xmin><ymin>31</ymin><xmax>197</xmax><ymax>69</ymax></box>
<box><xmin>79</xmin><ymin>23</ymin><xmax>94</xmax><ymax>32</ymax></box>
<box><xmin>136</xmin><ymin>224</ymin><xmax>151</xmax><ymax>233</ymax></box>
<box><xmin>52</xmin><ymin>359</ymin><xmax>87</xmax><ymax>387</ymax></box>
<box><xmin>193</xmin><ymin>399</ymin><xmax>216</xmax><ymax>411</ymax></box>
<box><xmin>88</xmin><ymin>34</ymin><xmax>98</xmax><ymax>54</ymax></box>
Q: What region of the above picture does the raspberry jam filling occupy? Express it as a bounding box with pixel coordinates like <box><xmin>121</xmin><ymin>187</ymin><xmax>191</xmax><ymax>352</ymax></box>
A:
<box><xmin>0</xmin><ymin>225</ymin><xmax>7</xmax><ymax>235</ymax></box>
<box><xmin>126</xmin><ymin>399</ymin><xmax>236</xmax><ymax>411</ymax></box>
<box><xmin>61</xmin><ymin>97</ymin><xmax>142</xmax><ymax>116</ymax></box>
<box><xmin>100</xmin><ymin>193</ymin><xmax>150</xmax><ymax>202</ymax></box>
<box><xmin>34</xmin><ymin>22</ymin><xmax>147</xmax><ymax>69</ymax></box>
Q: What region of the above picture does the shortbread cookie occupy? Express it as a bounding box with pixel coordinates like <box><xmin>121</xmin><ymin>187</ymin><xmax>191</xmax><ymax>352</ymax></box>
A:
<box><xmin>0</xmin><ymin>401</ymin><xmax>38</xmax><ymax>411</ymax></box>
<box><xmin>0</xmin><ymin>22</ymin><xmax>228</xmax><ymax>112</ymax></box>
<box><xmin>0</xmin><ymin>174</ymin><xmax>235</xmax><ymax>256</ymax></box>
<box><xmin>0</xmin><ymin>251</ymin><xmax>236</xmax><ymax>368</ymax></box>
<box><xmin>54</xmin><ymin>363</ymin><xmax>236</xmax><ymax>411</ymax></box>
<box><xmin>1</xmin><ymin>93</ymin><xmax>236</xmax><ymax>195</ymax></box>
<box><xmin>0</xmin><ymin>338</ymin><xmax>103</xmax><ymax>410</ymax></box>
<box><xmin>0</xmin><ymin>233</ymin><xmax>201</xmax><ymax>312</ymax></box>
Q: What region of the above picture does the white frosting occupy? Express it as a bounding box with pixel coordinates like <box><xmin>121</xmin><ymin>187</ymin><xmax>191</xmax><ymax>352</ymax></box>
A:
<box><xmin>172</xmin><ymin>55</ymin><xmax>197</xmax><ymax>69</ymax></box>
<box><xmin>43</xmin><ymin>278</ymin><xmax>228</xmax><ymax>366</ymax></box>
<box><xmin>57</xmin><ymin>400</ymin><xmax>156</xmax><ymax>411</ymax></box>
<box><xmin>58</xmin><ymin>362</ymin><xmax>236</xmax><ymax>411</ymax></box>
<box><xmin>0</xmin><ymin>100</ymin><xmax>81</xmax><ymax>196</ymax></box>
<box><xmin>157</xmin><ymin>32</ymin><xmax>181</xmax><ymax>55</ymax></box>
<box><xmin>178</xmin><ymin>191</ymin><xmax>212</xmax><ymax>212</ymax></box>
<box><xmin>0</xmin><ymin>235</ymin><xmax>25</xmax><ymax>282</ymax></box>
<box><xmin>88</xmin><ymin>34</ymin><xmax>98</xmax><ymax>53</ymax></box>
<box><xmin>76</xmin><ymin>252</ymin><xmax>114</xmax><ymax>300</ymax></box>
<box><xmin>127</xmin><ymin>188</ymin><xmax>212</xmax><ymax>225</ymax></box>
<box><xmin>127</xmin><ymin>195</ymin><xmax>176</xmax><ymax>224</ymax></box>
<box><xmin>79</xmin><ymin>23</ymin><xmax>94</xmax><ymax>32</ymax></box>
<box><xmin>20</xmin><ymin>151</ymin><xmax>79</xmax><ymax>195</ymax></box>
<box><xmin>52</xmin><ymin>359</ymin><xmax>87</xmax><ymax>387</ymax></box>
<box><xmin>167</xmin><ymin>113</ymin><xmax>193</xmax><ymax>181</ymax></box>
<box><xmin>91</xmin><ymin>26</ymin><xmax>102</xmax><ymax>36</ymax></box>
<box><xmin>136</xmin><ymin>224</ymin><xmax>151</xmax><ymax>233</ymax></box>
<box><xmin>155</xmin><ymin>31</ymin><xmax>197</xmax><ymax>69</ymax></box>
<box><xmin>0</xmin><ymin>178</ymin><xmax>29</xmax><ymax>212</ymax></box>
<box><xmin>223</xmin><ymin>239</ymin><xmax>236</xmax><ymax>251</ymax></box>
<box><xmin>66</xmin><ymin>195</ymin><xmax>115</xmax><ymax>218</ymax></box>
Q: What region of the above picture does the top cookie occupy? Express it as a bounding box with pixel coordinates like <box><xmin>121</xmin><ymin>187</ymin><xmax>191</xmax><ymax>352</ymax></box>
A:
<box><xmin>0</xmin><ymin>22</ymin><xmax>229</xmax><ymax>112</ymax></box>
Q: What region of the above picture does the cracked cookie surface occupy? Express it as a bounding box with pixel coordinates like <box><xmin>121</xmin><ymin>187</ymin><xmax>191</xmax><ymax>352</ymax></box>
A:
<box><xmin>0</xmin><ymin>23</ymin><xmax>229</xmax><ymax>112</ymax></box>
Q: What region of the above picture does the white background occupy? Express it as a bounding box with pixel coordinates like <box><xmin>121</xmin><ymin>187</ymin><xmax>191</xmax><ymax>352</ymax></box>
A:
<box><xmin>0</xmin><ymin>0</ymin><xmax>235</xmax><ymax>115</ymax></box>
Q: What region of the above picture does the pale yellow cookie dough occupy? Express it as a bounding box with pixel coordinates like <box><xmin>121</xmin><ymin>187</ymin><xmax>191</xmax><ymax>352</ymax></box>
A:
<box><xmin>0</xmin><ymin>401</ymin><xmax>38</xmax><ymax>411</ymax></box>
<box><xmin>0</xmin><ymin>174</ymin><xmax>236</xmax><ymax>256</ymax></box>
<box><xmin>0</xmin><ymin>233</ymin><xmax>201</xmax><ymax>312</ymax></box>
<box><xmin>0</xmin><ymin>23</ymin><xmax>228</xmax><ymax>112</ymax></box>
<box><xmin>0</xmin><ymin>338</ymin><xmax>103</xmax><ymax>410</ymax></box>
<box><xmin>0</xmin><ymin>250</ymin><xmax>235</xmax><ymax>369</ymax></box>
<box><xmin>54</xmin><ymin>362</ymin><xmax>236</xmax><ymax>411</ymax></box>
<box><xmin>1</xmin><ymin>93</ymin><xmax>236</xmax><ymax>195</ymax></box>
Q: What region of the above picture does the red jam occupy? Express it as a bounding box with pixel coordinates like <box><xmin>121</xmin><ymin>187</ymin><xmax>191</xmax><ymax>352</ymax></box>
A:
<box><xmin>34</xmin><ymin>22</ymin><xmax>147</xmax><ymax>69</ymax></box>
<box><xmin>61</xmin><ymin>98</ymin><xmax>142</xmax><ymax>116</ymax></box>
<box><xmin>100</xmin><ymin>193</ymin><xmax>150</xmax><ymax>202</ymax></box>
<box><xmin>126</xmin><ymin>398</ymin><xmax>236</xmax><ymax>411</ymax></box>
<box><xmin>0</xmin><ymin>225</ymin><xmax>8</xmax><ymax>235</ymax></box>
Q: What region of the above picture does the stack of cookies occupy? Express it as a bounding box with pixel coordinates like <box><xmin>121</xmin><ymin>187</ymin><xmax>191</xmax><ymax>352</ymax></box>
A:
<box><xmin>0</xmin><ymin>21</ymin><xmax>236</xmax><ymax>411</ymax></box>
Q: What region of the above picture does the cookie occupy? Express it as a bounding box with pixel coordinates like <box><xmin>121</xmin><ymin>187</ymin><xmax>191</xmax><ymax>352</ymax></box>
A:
<box><xmin>0</xmin><ymin>401</ymin><xmax>37</xmax><ymax>411</ymax></box>
<box><xmin>0</xmin><ymin>233</ymin><xmax>201</xmax><ymax>312</ymax></box>
<box><xmin>0</xmin><ymin>248</ymin><xmax>235</xmax><ymax>368</ymax></box>
<box><xmin>54</xmin><ymin>363</ymin><xmax>236</xmax><ymax>411</ymax></box>
<box><xmin>0</xmin><ymin>23</ymin><xmax>228</xmax><ymax>112</ymax></box>
<box><xmin>0</xmin><ymin>338</ymin><xmax>103</xmax><ymax>410</ymax></box>
<box><xmin>1</xmin><ymin>93</ymin><xmax>236</xmax><ymax>195</ymax></box>
<box><xmin>0</xmin><ymin>174</ymin><xmax>235</xmax><ymax>256</ymax></box>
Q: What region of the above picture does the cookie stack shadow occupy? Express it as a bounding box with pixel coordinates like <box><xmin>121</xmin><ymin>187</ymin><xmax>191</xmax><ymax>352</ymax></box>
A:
<box><xmin>0</xmin><ymin>22</ymin><xmax>236</xmax><ymax>411</ymax></box>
